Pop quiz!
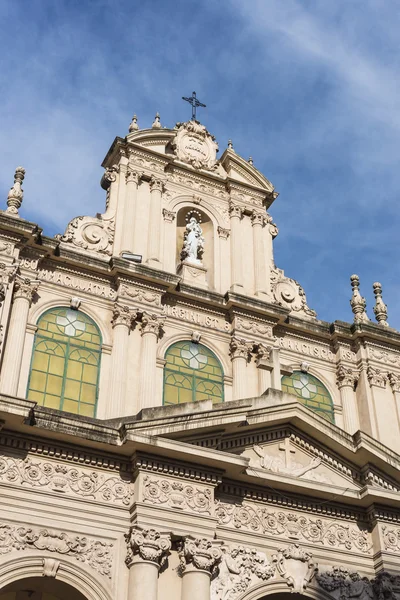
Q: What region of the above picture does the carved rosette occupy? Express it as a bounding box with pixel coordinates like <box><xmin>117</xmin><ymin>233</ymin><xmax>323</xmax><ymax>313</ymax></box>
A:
<box><xmin>367</xmin><ymin>366</ymin><xmax>387</xmax><ymax>388</ymax></box>
<box><xmin>229</xmin><ymin>337</ymin><xmax>252</xmax><ymax>361</ymax></box>
<box><xmin>180</xmin><ymin>536</ymin><xmax>222</xmax><ymax>574</ymax></box>
<box><xmin>162</xmin><ymin>209</ymin><xmax>176</xmax><ymax>223</ymax></box>
<box><xmin>388</xmin><ymin>372</ymin><xmax>400</xmax><ymax>393</ymax></box>
<box><xmin>272</xmin><ymin>543</ymin><xmax>317</xmax><ymax>594</ymax></box>
<box><xmin>125</xmin><ymin>527</ymin><xmax>171</xmax><ymax>568</ymax></box>
<box><xmin>14</xmin><ymin>276</ymin><xmax>40</xmax><ymax>305</ymax></box>
<box><xmin>140</xmin><ymin>312</ymin><xmax>164</xmax><ymax>338</ymax></box>
<box><xmin>336</xmin><ymin>364</ymin><xmax>359</xmax><ymax>389</ymax></box>
<box><xmin>112</xmin><ymin>303</ymin><xmax>137</xmax><ymax>328</ymax></box>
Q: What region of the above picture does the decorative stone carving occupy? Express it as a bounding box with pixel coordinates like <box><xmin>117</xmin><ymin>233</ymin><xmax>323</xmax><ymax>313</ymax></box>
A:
<box><xmin>229</xmin><ymin>338</ymin><xmax>252</xmax><ymax>361</ymax></box>
<box><xmin>381</xmin><ymin>525</ymin><xmax>400</xmax><ymax>552</ymax></box>
<box><xmin>229</xmin><ymin>203</ymin><xmax>243</xmax><ymax>219</ymax></box>
<box><xmin>0</xmin><ymin>455</ymin><xmax>133</xmax><ymax>504</ymax></box>
<box><xmin>43</xmin><ymin>558</ymin><xmax>60</xmax><ymax>578</ymax></box>
<box><xmin>119</xmin><ymin>284</ymin><xmax>161</xmax><ymax>306</ymax></box>
<box><xmin>215</xmin><ymin>502</ymin><xmax>372</xmax><ymax>553</ymax></box>
<box><xmin>142</xmin><ymin>476</ymin><xmax>212</xmax><ymax>514</ymax></box>
<box><xmin>350</xmin><ymin>275</ymin><xmax>369</xmax><ymax>324</ymax></box>
<box><xmin>373</xmin><ymin>282</ymin><xmax>389</xmax><ymax>327</ymax></box>
<box><xmin>317</xmin><ymin>568</ymin><xmax>373</xmax><ymax>600</ymax></box>
<box><xmin>367</xmin><ymin>366</ymin><xmax>387</xmax><ymax>388</ymax></box>
<box><xmin>171</xmin><ymin>120</ymin><xmax>218</xmax><ymax>171</ymax></box>
<box><xmin>129</xmin><ymin>114</ymin><xmax>139</xmax><ymax>132</ymax></box>
<box><xmin>300</xmin><ymin>361</ymin><xmax>310</xmax><ymax>373</ymax></box>
<box><xmin>271</xmin><ymin>268</ymin><xmax>316</xmax><ymax>318</ymax></box>
<box><xmin>140</xmin><ymin>312</ymin><xmax>164</xmax><ymax>337</ymax></box>
<box><xmin>56</xmin><ymin>215</ymin><xmax>115</xmax><ymax>256</ymax></box>
<box><xmin>272</xmin><ymin>544</ymin><xmax>317</xmax><ymax>594</ymax></box>
<box><xmin>211</xmin><ymin>546</ymin><xmax>275</xmax><ymax>600</ymax></box>
<box><xmin>0</xmin><ymin>262</ymin><xmax>18</xmax><ymax>305</ymax></box>
<box><xmin>0</xmin><ymin>240</ymin><xmax>14</xmax><ymax>255</ymax></box>
<box><xmin>0</xmin><ymin>523</ymin><xmax>113</xmax><ymax>577</ymax></box>
<box><xmin>180</xmin><ymin>212</ymin><xmax>205</xmax><ymax>265</ymax></box>
<box><xmin>254</xmin><ymin>343</ymin><xmax>272</xmax><ymax>362</ymax></box>
<box><xmin>149</xmin><ymin>176</ymin><xmax>164</xmax><ymax>192</ymax></box>
<box><xmin>217</xmin><ymin>226</ymin><xmax>230</xmax><ymax>239</ymax></box>
<box><xmin>152</xmin><ymin>112</ymin><xmax>161</xmax><ymax>129</ymax></box>
<box><xmin>14</xmin><ymin>275</ymin><xmax>40</xmax><ymax>305</ymax></box>
<box><xmin>234</xmin><ymin>316</ymin><xmax>274</xmax><ymax>338</ymax></box>
<box><xmin>6</xmin><ymin>166</ymin><xmax>25</xmax><ymax>217</ymax></box>
<box><xmin>125</xmin><ymin>527</ymin><xmax>171</xmax><ymax>568</ymax></box>
<box><xmin>112</xmin><ymin>303</ymin><xmax>137</xmax><ymax>328</ymax></box>
<box><xmin>336</xmin><ymin>364</ymin><xmax>359</xmax><ymax>389</ymax></box>
<box><xmin>179</xmin><ymin>536</ymin><xmax>222</xmax><ymax>573</ymax></box>
<box><xmin>162</xmin><ymin>209</ymin><xmax>176</xmax><ymax>223</ymax></box>
<box><xmin>251</xmin><ymin>441</ymin><xmax>328</xmax><ymax>482</ymax></box>
<box><xmin>251</xmin><ymin>211</ymin><xmax>266</xmax><ymax>227</ymax></box>
<box><xmin>267</xmin><ymin>214</ymin><xmax>279</xmax><ymax>238</ymax></box>
<box><xmin>388</xmin><ymin>372</ymin><xmax>400</xmax><ymax>393</ymax></box>
<box><xmin>126</xmin><ymin>169</ymin><xmax>140</xmax><ymax>185</ymax></box>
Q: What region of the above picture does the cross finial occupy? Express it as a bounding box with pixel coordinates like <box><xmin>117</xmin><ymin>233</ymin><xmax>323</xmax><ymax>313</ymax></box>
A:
<box><xmin>182</xmin><ymin>91</ymin><xmax>206</xmax><ymax>121</ymax></box>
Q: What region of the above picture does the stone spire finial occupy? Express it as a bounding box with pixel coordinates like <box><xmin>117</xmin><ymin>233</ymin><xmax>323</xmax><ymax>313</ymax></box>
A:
<box><xmin>350</xmin><ymin>274</ymin><xmax>369</xmax><ymax>324</ymax></box>
<box><xmin>129</xmin><ymin>114</ymin><xmax>139</xmax><ymax>132</ymax></box>
<box><xmin>227</xmin><ymin>139</ymin><xmax>234</xmax><ymax>151</ymax></box>
<box><xmin>248</xmin><ymin>156</ymin><xmax>253</xmax><ymax>165</ymax></box>
<box><xmin>6</xmin><ymin>166</ymin><xmax>25</xmax><ymax>217</ymax></box>
<box><xmin>152</xmin><ymin>112</ymin><xmax>161</xmax><ymax>129</ymax></box>
<box><xmin>373</xmin><ymin>282</ymin><xmax>389</xmax><ymax>327</ymax></box>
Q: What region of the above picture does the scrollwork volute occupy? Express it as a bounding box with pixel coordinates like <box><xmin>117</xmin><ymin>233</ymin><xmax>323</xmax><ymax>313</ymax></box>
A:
<box><xmin>179</xmin><ymin>536</ymin><xmax>222</xmax><ymax>573</ymax></box>
<box><xmin>125</xmin><ymin>527</ymin><xmax>171</xmax><ymax>568</ymax></box>
<box><xmin>56</xmin><ymin>215</ymin><xmax>115</xmax><ymax>256</ymax></box>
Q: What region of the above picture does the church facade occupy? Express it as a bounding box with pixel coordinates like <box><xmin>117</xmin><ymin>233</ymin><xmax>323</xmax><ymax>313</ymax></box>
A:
<box><xmin>0</xmin><ymin>109</ymin><xmax>400</xmax><ymax>600</ymax></box>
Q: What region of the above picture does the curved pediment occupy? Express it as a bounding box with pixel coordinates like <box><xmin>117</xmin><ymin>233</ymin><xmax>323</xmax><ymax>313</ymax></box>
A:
<box><xmin>220</xmin><ymin>148</ymin><xmax>275</xmax><ymax>192</ymax></box>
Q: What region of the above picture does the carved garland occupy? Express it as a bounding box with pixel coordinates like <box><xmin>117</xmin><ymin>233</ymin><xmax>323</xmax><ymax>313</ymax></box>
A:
<box><xmin>142</xmin><ymin>476</ymin><xmax>212</xmax><ymax>514</ymax></box>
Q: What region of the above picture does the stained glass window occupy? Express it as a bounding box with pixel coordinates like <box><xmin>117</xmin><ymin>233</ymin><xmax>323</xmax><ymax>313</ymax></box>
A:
<box><xmin>163</xmin><ymin>341</ymin><xmax>224</xmax><ymax>405</ymax></box>
<box><xmin>27</xmin><ymin>308</ymin><xmax>102</xmax><ymax>417</ymax></box>
<box><xmin>281</xmin><ymin>371</ymin><xmax>334</xmax><ymax>423</ymax></box>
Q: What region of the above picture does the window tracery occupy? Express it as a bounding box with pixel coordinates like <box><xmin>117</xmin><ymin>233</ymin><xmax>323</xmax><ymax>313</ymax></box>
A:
<box><xmin>281</xmin><ymin>371</ymin><xmax>334</xmax><ymax>423</ymax></box>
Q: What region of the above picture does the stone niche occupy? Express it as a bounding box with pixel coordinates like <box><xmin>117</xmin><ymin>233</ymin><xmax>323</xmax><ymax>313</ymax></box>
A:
<box><xmin>176</xmin><ymin>207</ymin><xmax>214</xmax><ymax>289</ymax></box>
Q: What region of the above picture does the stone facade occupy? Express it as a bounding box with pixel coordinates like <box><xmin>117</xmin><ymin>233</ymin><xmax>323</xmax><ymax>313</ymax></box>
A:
<box><xmin>0</xmin><ymin>113</ymin><xmax>400</xmax><ymax>600</ymax></box>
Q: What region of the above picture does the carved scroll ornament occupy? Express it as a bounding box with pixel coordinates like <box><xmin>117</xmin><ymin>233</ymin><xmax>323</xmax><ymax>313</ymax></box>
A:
<box><xmin>270</xmin><ymin>268</ymin><xmax>316</xmax><ymax>318</ymax></box>
<box><xmin>56</xmin><ymin>215</ymin><xmax>115</xmax><ymax>256</ymax></box>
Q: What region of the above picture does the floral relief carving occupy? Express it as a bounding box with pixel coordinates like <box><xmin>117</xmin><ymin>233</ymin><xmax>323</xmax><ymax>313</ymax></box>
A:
<box><xmin>140</xmin><ymin>312</ymin><xmax>165</xmax><ymax>337</ymax></box>
<box><xmin>56</xmin><ymin>215</ymin><xmax>115</xmax><ymax>256</ymax></box>
<box><xmin>215</xmin><ymin>501</ymin><xmax>372</xmax><ymax>553</ymax></box>
<box><xmin>125</xmin><ymin>527</ymin><xmax>171</xmax><ymax>568</ymax></box>
<box><xmin>14</xmin><ymin>275</ymin><xmax>40</xmax><ymax>305</ymax></box>
<box><xmin>0</xmin><ymin>523</ymin><xmax>113</xmax><ymax>578</ymax></box>
<box><xmin>142</xmin><ymin>476</ymin><xmax>212</xmax><ymax>514</ymax></box>
<box><xmin>179</xmin><ymin>536</ymin><xmax>222</xmax><ymax>573</ymax></box>
<box><xmin>317</xmin><ymin>568</ymin><xmax>400</xmax><ymax>600</ymax></box>
<box><xmin>0</xmin><ymin>455</ymin><xmax>133</xmax><ymax>505</ymax></box>
<box><xmin>368</xmin><ymin>347</ymin><xmax>400</xmax><ymax>368</ymax></box>
<box><xmin>381</xmin><ymin>525</ymin><xmax>400</xmax><ymax>552</ymax></box>
<box><xmin>234</xmin><ymin>316</ymin><xmax>274</xmax><ymax>338</ymax></box>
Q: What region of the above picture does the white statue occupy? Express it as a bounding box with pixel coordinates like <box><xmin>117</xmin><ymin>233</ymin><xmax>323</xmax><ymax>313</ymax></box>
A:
<box><xmin>180</xmin><ymin>216</ymin><xmax>205</xmax><ymax>264</ymax></box>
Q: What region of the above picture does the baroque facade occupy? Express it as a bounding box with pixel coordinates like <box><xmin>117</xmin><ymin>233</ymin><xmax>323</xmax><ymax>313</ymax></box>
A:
<box><xmin>0</xmin><ymin>111</ymin><xmax>399</xmax><ymax>600</ymax></box>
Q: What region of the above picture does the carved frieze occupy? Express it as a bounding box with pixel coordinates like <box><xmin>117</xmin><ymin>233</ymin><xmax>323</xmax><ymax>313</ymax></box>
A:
<box><xmin>368</xmin><ymin>346</ymin><xmax>400</xmax><ymax>368</ymax></box>
<box><xmin>250</xmin><ymin>441</ymin><xmax>329</xmax><ymax>482</ymax></box>
<box><xmin>162</xmin><ymin>303</ymin><xmax>231</xmax><ymax>334</ymax></box>
<box><xmin>233</xmin><ymin>316</ymin><xmax>274</xmax><ymax>339</ymax></box>
<box><xmin>0</xmin><ymin>522</ymin><xmax>113</xmax><ymax>577</ymax></box>
<box><xmin>215</xmin><ymin>501</ymin><xmax>372</xmax><ymax>553</ymax></box>
<box><xmin>142</xmin><ymin>475</ymin><xmax>212</xmax><ymax>514</ymax></box>
<box><xmin>277</xmin><ymin>335</ymin><xmax>335</xmax><ymax>362</ymax></box>
<box><xmin>119</xmin><ymin>283</ymin><xmax>162</xmax><ymax>307</ymax></box>
<box><xmin>0</xmin><ymin>455</ymin><xmax>133</xmax><ymax>505</ymax></box>
<box><xmin>317</xmin><ymin>568</ymin><xmax>400</xmax><ymax>600</ymax></box>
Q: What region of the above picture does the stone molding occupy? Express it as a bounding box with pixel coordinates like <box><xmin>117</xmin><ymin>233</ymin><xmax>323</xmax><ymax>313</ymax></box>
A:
<box><xmin>0</xmin><ymin>454</ymin><xmax>133</xmax><ymax>505</ymax></box>
<box><xmin>112</xmin><ymin>303</ymin><xmax>137</xmax><ymax>328</ymax></box>
<box><xmin>125</xmin><ymin>527</ymin><xmax>171</xmax><ymax>568</ymax></box>
<box><xmin>273</xmin><ymin>543</ymin><xmax>317</xmax><ymax>594</ymax></box>
<box><xmin>0</xmin><ymin>522</ymin><xmax>113</xmax><ymax>578</ymax></box>
<box><xmin>142</xmin><ymin>475</ymin><xmax>212</xmax><ymax>515</ymax></box>
<box><xmin>336</xmin><ymin>364</ymin><xmax>359</xmax><ymax>389</ymax></box>
<box><xmin>179</xmin><ymin>536</ymin><xmax>222</xmax><ymax>573</ymax></box>
<box><xmin>140</xmin><ymin>312</ymin><xmax>165</xmax><ymax>337</ymax></box>
<box><xmin>215</xmin><ymin>501</ymin><xmax>372</xmax><ymax>553</ymax></box>
<box><xmin>133</xmin><ymin>455</ymin><xmax>222</xmax><ymax>485</ymax></box>
<box><xmin>14</xmin><ymin>275</ymin><xmax>40</xmax><ymax>304</ymax></box>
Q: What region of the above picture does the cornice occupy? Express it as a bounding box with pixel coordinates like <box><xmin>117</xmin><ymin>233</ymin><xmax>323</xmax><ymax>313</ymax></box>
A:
<box><xmin>133</xmin><ymin>453</ymin><xmax>223</xmax><ymax>485</ymax></box>
<box><xmin>225</xmin><ymin>292</ymin><xmax>289</xmax><ymax>322</ymax></box>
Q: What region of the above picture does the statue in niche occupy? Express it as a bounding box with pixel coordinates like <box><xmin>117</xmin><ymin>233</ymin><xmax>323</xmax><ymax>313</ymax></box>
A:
<box><xmin>180</xmin><ymin>214</ymin><xmax>205</xmax><ymax>265</ymax></box>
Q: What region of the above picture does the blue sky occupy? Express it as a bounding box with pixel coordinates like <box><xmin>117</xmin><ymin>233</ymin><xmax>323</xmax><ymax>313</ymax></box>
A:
<box><xmin>0</xmin><ymin>1</ymin><xmax>399</xmax><ymax>328</ymax></box>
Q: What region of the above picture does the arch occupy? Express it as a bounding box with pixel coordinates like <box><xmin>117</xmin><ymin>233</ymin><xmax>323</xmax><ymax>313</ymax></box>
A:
<box><xmin>281</xmin><ymin>370</ymin><xmax>334</xmax><ymax>423</ymax></box>
<box><xmin>169</xmin><ymin>194</ymin><xmax>225</xmax><ymax>229</ymax></box>
<box><xmin>0</xmin><ymin>554</ymin><xmax>112</xmax><ymax>600</ymax></box>
<box><xmin>158</xmin><ymin>333</ymin><xmax>231</xmax><ymax>377</ymax></box>
<box><xmin>163</xmin><ymin>340</ymin><xmax>224</xmax><ymax>406</ymax></box>
<box><xmin>236</xmin><ymin>581</ymin><xmax>336</xmax><ymax>600</ymax></box>
<box><xmin>27</xmin><ymin>307</ymin><xmax>102</xmax><ymax>417</ymax></box>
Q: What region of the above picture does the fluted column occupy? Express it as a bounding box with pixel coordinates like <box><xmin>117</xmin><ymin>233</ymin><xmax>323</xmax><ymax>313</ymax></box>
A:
<box><xmin>139</xmin><ymin>312</ymin><xmax>164</xmax><ymax>409</ymax></box>
<box><xmin>230</xmin><ymin>337</ymin><xmax>251</xmax><ymax>400</ymax></box>
<box><xmin>336</xmin><ymin>364</ymin><xmax>360</xmax><ymax>434</ymax></box>
<box><xmin>126</xmin><ymin>528</ymin><xmax>171</xmax><ymax>600</ymax></box>
<box><xmin>251</xmin><ymin>211</ymin><xmax>268</xmax><ymax>297</ymax></box>
<box><xmin>229</xmin><ymin>203</ymin><xmax>244</xmax><ymax>292</ymax></box>
<box><xmin>1</xmin><ymin>276</ymin><xmax>40</xmax><ymax>395</ymax></box>
<box><xmin>121</xmin><ymin>169</ymin><xmax>140</xmax><ymax>254</ymax></box>
<box><xmin>180</xmin><ymin>537</ymin><xmax>221</xmax><ymax>600</ymax></box>
<box><xmin>147</xmin><ymin>177</ymin><xmax>164</xmax><ymax>268</ymax></box>
<box><xmin>108</xmin><ymin>303</ymin><xmax>136</xmax><ymax>417</ymax></box>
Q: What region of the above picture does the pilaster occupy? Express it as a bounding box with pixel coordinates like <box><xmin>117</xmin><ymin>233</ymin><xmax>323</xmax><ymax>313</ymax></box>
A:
<box><xmin>108</xmin><ymin>303</ymin><xmax>137</xmax><ymax>417</ymax></box>
<box><xmin>138</xmin><ymin>312</ymin><xmax>164</xmax><ymax>410</ymax></box>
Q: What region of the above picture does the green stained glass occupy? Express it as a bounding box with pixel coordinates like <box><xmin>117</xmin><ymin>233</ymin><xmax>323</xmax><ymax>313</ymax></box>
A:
<box><xmin>163</xmin><ymin>341</ymin><xmax>224</xmax><ymax>406</ymax></box>
<box><xmin>281</xmin><ymin>371</ymin><xmax>334</xmax><ymax>423</ymax></box>
<box><xmin>27</xmin><ymin>308</ymin><xmax>101</xmax><ymax>417</ymax></box>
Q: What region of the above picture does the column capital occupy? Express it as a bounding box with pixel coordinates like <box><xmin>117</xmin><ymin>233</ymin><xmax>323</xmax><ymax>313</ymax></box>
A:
<box><xmin>217</xmin><ymin>226</ymin><xmax>230</xmax><ymax>239</ymax></box>
<box><xmin>140</xmin><ymin>312</ymin><xmax>164</xmax><ymax>337</ymax></box>
<box><xmin>112</xmin><ymin>303</ymin><xmax>137</xmax><ymax>328</ymax></box>
<box><xmin>162</xmin><ymin>208</ymin><xmax>176</xmax><ymax>223</ymax></box>
<box><xmin>255</xmin><ymin>343</ymin><xmax>272</xmax><ymax>363</ymax></box>
<box><xmin>388</xmin><ymin>372</ymin><xmax>400</xmax><ymax>393</ymax></box>
<box><xmin>336</xmin><ymin>364</ymin><xmax>359</xmax><ymax>389</ymax></box>
<box><xmin>229</xmin><ymin>337</ymin><xmax>252</xmax><ymax>360</ymax></box>
<box><xmin>149</xmin><ymin>176</ymin><xmax>165</xmax><ymax>193</ymax></box>
<box><xmin>179</xmin><ymin>536</ymin><xmax>222</xmax><ymax>573</ymax></box>
<box><xmin>14</xmin><ymin>275</ymin><xmax>40</xmax><ymax>305</ymax></box>
<box><xmin>126</xmin><ymin>169</ymin><xmax>141</xmax><ymax>185</ymax></box>
<box><xmin>229</xmin><ymin>202</ymin><xmax>243</xmax><ymax>219</ymax></box>
<box><xmin>251</xmin><ymin>210</ymin><xmax>266</xmax><ymax>227</ymax></box>
<box><xmin>367</xmin><ymin>365</ymin><xmax>387</xmax><ymax>388</ymax></box>
<box><xmin>125</xmin><ymin>527</ymin><xmax>171</xmax><ymax>568</ymax></box>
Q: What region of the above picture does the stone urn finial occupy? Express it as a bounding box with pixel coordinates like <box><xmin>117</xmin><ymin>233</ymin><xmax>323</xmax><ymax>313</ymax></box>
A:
<box><xmin>152</xmin><ymin>112</ymin><xmax>161</xmax><ymax>129</ymax></box>
<box><xmin>6</xmin><ymin>166</ymin><xmax>25</xmax><ymax>217</ymax></box>
<box><xmin>129</xmin><ymin>114</ymin><xmax>139</xmax><ymax>132</ymax></box>
<box><xmin>373</xmin><ymin>282</ymin><xmax>388</xmax><ymax>327</ymax></box>
<box><xmin>350</xmin><ymin>274</ymin><xmax>369</xmax><ymax>324</ymax></box>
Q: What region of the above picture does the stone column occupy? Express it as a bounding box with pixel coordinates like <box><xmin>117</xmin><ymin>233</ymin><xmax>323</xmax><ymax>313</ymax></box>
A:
<box><xmin>229</xmin><ymin>203</ymin><xmax>243</xmax><ymax>292</ymax></box>
<box><xmin>255</xmin><ymin>344</ymin><xmax>272</xmax><ymax>394</ymax></box>
<box><xmin>1</xmin><ymin>276</ymin><xmax>40</xmax><ymax>396</ymax></box>
<box><xmin>147</xmin><ymin>177</ymin><xmax>164</xmax><ymax>268</ymax></box>
<box><xmin>121</xmin><ymin>169</ymin><xmax>140</xmax><ymax>254</ymax></box>
<box><xmin>230</xmin><ymin>337</ymin><xmax>251</xmax><ymax>400</ymax></box>
<box><xmin>180</xmin><ymin>537</ymin><xmax>222</xmax><ymax>600</ymax></box>
<box><xmin>336</xmin><ymin>364</ymin><xmax>360</xmax><ymax>434</ymax></box>
<box><xmin>126</xmin><ymin>527</ymin><xmax>171</xmax><ymax>600</ymax></box>
<box><xmin>270</xmin><ymin>347</ymin><xmax>282</xmax><ymax>390</ymax></box>
<box><xmin>251</xmin><ymin>211</ymin><xmax>268</xmax><ymax>298</ymax></box>
<box><xmin>139</xmin><ymin>312</ymin><xmax>164</xmax><ymax>409</ymax></box>
<box><xmin>108</xmin><ymin>303</ymin><xmax>136</xmax><ymax>417</ymax></box>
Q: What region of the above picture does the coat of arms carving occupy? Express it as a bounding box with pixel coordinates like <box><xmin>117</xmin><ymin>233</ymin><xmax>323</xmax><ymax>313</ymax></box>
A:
<box><xmin>171</xmin><ymin>121</ymin><xmax>218</xmax><ymax>171</ymax></box>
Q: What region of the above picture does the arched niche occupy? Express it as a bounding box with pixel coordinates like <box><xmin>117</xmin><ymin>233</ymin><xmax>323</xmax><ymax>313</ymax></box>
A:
<box><xmin>176</xmin><ymin>207</ymin><xmax>215</xmax><ymax>289</ymax></box>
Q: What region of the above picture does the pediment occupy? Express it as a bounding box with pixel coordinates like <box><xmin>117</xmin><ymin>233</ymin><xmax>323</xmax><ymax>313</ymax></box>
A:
<box><xmin>220</xmin><ymin>150</ymin><xmax>275</xmax><ymax>191</ymax></box>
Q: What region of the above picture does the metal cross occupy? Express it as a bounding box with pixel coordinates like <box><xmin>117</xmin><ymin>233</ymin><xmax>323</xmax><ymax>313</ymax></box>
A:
<box><xmin>182</xmin><ymin>91</ymin><xmax>206</xmax><ymax>120</ymax></box>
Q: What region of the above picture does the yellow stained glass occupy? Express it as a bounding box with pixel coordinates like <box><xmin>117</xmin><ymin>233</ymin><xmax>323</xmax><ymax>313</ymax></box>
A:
<box><xmin>27</xmin><ymin>308</ymin><xmax>101</xmax><ymax>417</ymax></box>
<box><xmin>281</xmin><ymin>371</ymin><xmax>334</xmax><ymax>423</ymax></box>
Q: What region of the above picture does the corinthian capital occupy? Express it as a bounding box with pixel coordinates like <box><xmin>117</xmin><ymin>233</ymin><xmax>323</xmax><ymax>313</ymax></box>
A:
<box><xmin>367</xmin><ymin>365</ymin><xmax>387</xmax><ymax>388</ymax></box>
<box><xmin>336</xmin><ymin>364</ymin><xmax>359</xmax><ymax>389</ymax></box>
<box><xmin>149</xmin><ymin>176</ymin><xmax>164</xmax><ymax>193</ymax></box>
<box><xmin>251</xmin><ymin>211</ymin><xmax>266</xmax><ymax>227</ymax></box>
<box><xmin>388</xmin><ymin>372</ymin><xmax>400</xmax><ymax>393</ymax></box>
<box><xmin>229</xmin><ymin>337</ymin><xmax>252</xmax><ymax>360</ymax></box>
<box><xmin>140</xmin><ymin>312</ymin><xmax>164</xmax><ymax>337</ymax></box>
<box><xmin>112</xmin><ymin>303</ymin><xmax>137</xmax><ymax>328</ymax></box>
<box><xmin>179</xmin><ymin>536</ymin><xmax>222</xmax><ymax>573</ymax></box>
<box><xmin>14</xmin><ymin>276</ymin><xmax>40</xmax><ymax>305</ymax></box>
<box><xmin>125</xmin><ymin>527</ymin><xmax>171</xmax><ymax>568</ymax></box>
<box><xmin>229</xmin><ymin>202</ymin><xmax>243</xmax><ymax>219</ymax></box>
<box><xmin>126</xmin><ymin>169</ymin><xmax>140</xmax><ymax>185</ymax></box>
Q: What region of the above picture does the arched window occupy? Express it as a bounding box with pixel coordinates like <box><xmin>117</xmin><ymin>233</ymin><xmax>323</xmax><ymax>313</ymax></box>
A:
<box><xmin>281</xmin><ymin>371</ymin><xmax>334</xmax><ymax>423</ymax></box>
<box><xmin>163</xmin><ymin>341</ymin><xmax>224</xmax><ymax>406</ymax></box>
<box><xmin>27</xmin><ymin>308</ymin><xmax>102</xmax><ymax>417</ymax></box>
